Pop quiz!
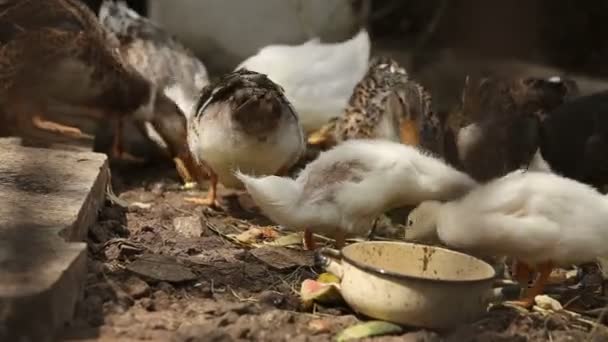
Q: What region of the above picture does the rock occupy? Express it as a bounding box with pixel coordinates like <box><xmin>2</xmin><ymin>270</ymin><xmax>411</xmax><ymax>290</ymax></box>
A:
<box><xmin>173</xmin><ymin>216</ymin><xmax>205</xmax><ymax>238</ymax></box>
<box><xmin>127</xmin><ymin>254</ymin><xmax>197</xmax><ymax>283</ymax></box>
<box><xmin>122</xmin><ymin>276</ymin><xmax>151</xmax><ymax>299</ymax></box>
<box><xmin>250</xmin><ymin>246</ymin><xmax>313</xmax><ymax>270</ymax></box>
<box><xmin>534</xmin><ymin>295</ymin><xmax>563</xmax><ymax>311</ymax></box>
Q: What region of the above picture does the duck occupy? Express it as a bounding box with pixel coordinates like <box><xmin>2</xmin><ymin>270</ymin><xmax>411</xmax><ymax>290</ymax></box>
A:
<box><xmin>236</xmin><ymin>139</ymin><xmax>476</xmax><ymax>250</ymax></box>
<box><xmin>98</xmin><ymin>0</ymin><xmax>209</xmax><ymax>185</ymax></box>
<box><xmin>186</xmin><ymin>69</ymin><xmax>306</xmax><ymax>207</ymax></box>
<box><xmin>0</xmin><ymin>0</ymin><xmax>185</xmax><ymax>162</ymax></box>
<box><xmin>447</xmin><ymin>75</ymin><xmax>576</xmax><ymax>181</ymax></box>
<box><xmin>537</xmin><ymin>89</ymin><xmax>608</xmax><ymax>191</ymax></box>
<box><xmin>307</xmin><ymin>56</ymin><xmax>444</xmax><ymax>156</ymax></box>
<box><xmin>405</xmin><ymin>170</ymin><xmax>608</xmax><ymax>308</ymax></box>
<box><xmin>235</xmin><ymin>29</ymin><xmax>370</xmax><ymax>134</ymax></box>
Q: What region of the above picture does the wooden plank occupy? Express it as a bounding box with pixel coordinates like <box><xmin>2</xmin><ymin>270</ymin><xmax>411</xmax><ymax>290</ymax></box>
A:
<box><xmin>0</xmin><ymin>140</ymin><xmax>108</xmax><ymax>341</ymax></box>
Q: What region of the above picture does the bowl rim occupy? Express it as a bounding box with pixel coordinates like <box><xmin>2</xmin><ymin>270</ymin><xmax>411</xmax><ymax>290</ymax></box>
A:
<box><xmin>340</xmin><ymin>241</ymin><xmax>497</xmax><ymax>284</ymax></box>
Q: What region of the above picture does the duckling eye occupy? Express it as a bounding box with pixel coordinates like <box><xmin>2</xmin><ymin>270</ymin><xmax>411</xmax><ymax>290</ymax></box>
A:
<box><xmin>407</xmin><ymin>219</ymin><xmax>413</xmax><ymax>226</ymax></box>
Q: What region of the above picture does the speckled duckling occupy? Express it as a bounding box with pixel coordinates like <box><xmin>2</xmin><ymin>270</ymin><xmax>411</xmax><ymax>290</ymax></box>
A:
<box><xmin>308</xmin><ymin>57</ymin><xmax>443</xmax><ymax>155</ymax></box>
<box><xmin>0</xmin><ymin>0</ymin><xmax>184</xmax><ymax>159</ymax></box>
<box><xmin>99</xmin><ymin>0</ymin><xmax>209</xmax><ymax>185</ymax></box>
<box><xmin>186</xmin><ymin>69</ymin><xmax>306</xmax><ymax>207</ymax></box>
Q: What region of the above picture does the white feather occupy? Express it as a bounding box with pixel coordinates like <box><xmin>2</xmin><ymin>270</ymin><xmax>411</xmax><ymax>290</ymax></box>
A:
<box><xmin>236</xmin><ymin>30</ymin><xmax>370</xmax><ymax>133</ymax></box>
<box><xmin>409</xmin><ymin>171</ymin><xmax>608</xmax><ymax>267</ymax></box>
<box><xmin>237</xmin><ymin>139</ymin><xmax>476</xmax><ymax>238</ymax></box>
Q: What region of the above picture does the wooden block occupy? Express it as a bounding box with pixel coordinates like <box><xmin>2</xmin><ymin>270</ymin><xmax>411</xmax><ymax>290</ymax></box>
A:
<box><xmin>0</xmin><ymin>140</ymin><xmax>109</xmax><ymax>341</ymax></box>
<box><xmin>0</xmin><ymin>140</ymin><xmax>109</xmax><ymax>240</ymax></box>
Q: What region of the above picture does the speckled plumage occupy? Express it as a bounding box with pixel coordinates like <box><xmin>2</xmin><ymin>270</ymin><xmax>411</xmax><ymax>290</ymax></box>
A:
<box><xmin>98</xmin><ymin>0</ymin><xmax>208</xmax><ymax>116</ymax></box>
<box><xmin>310</xmin><ymin>57</ymin><xmax>442</xmax><ymax>155</ymax></box>
<box><xmin>97</xmin><ymin>0</ymin><xmax>207</xmax><ymax>183</ymax></box>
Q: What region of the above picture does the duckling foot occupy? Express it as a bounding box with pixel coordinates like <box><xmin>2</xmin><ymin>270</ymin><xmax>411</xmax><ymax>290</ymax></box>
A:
<box><xmin>180</xmin><ymin>182</ymin><xmax>199</xmax><ymax>191</ymax></box>
<box><xmin>31</xmin><ymin>115</ymin><xmax>92</xmax><ymax>139</ymax></box>
<box><xmin>506</xmin><ymin>261</ymin><xmax>554</xmax><ymax>309</ymax></box>
<box><xmin>185</xmin><ymin>173</ymin><xmax>220</xmax><ymax>208</ymax></box>
<box><xmin>109</xmin><ymin>119</ymin><xmax>145</xmax><ymax>162</ymax></box>
<box><xmin>184</xmin><ymin>196</ymin><xmax>221</xmax><ymax>208</ymax></box>
<box><xmin>505</xmin><ymin>297</ymin><xmax>536</xmax><ymax>309</ymax></box>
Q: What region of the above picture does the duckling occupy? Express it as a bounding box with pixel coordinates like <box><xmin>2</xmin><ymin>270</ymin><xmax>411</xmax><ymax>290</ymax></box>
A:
<box><xmin>308</xmin><ymin>57</ymin><xmax>443</xmax><ymax>155</ymax></box>
<box><xmin>236</xmin><ymin>139</ymin><xmax>476</xmax><ymax>250</ymax></box>
<box><xmin>186</xmin><ymin>69</ymin><xmax>306</xmax><ymax>207</ymax></box>
<box><xmin>0</xmin><ymin>0</ymin><xmax>183</xmax><ymax>161</ymax></box>
<box><xmin>538</xmin><ymin>89</ymin><xmax>608</xmax><ymax>191</ymax></box>
<box><xmin>406</xmin><ymin>170</ymin><xmax>608</xmax><ymax>308</ymax></box>
<box><xmin>98</xmin><ymin>0</ymin><xmax>209</xmax><ymax>185</ymax></box>
<box><xmin>448</xmin><ymin>76</ymin><xmax>575</xmax><ymax>181</ymax></box>
<box><xmin>235</xmin><ymin>30</ymin><xmax>370</xmax><ymax>134</ymax></box>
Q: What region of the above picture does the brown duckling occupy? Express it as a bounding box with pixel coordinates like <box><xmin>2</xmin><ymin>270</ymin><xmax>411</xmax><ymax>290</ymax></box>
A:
<box><xmin>446</xmin><ymin>75</ymin><xmax>576</xmax><ymax>182</ymax></box>
<box><xmin>538</xmin><ymin>88</ymin><xmax>608</xmax><ymax>190</ymax></box>
<box><xmin>0</xmin><ymin>0</ymin><xmax>183</xmax><ymax>161</ymax></box>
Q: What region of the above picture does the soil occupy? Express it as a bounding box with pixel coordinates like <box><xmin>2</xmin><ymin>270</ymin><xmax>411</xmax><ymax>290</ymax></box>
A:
<box><xmin>60</xmin><ymin>160</ymin><xmax>608</xmax><ymax>341</ymax></box>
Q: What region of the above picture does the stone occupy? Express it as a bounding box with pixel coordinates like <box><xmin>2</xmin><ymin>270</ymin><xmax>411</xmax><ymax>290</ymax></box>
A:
<box><xmin>0</xmin><ymin>141</ymin><xmax>108</xmax><ymax>341</ymax></box>
<box><xmin>126</xmin><ymin>254</ymin><xmax>197</xmax><ymax>283</ymax></box>
<box><xmin>173</xmin><ymin>216</ymin><xmax>205</xmax><ymax>238</ymax></box>
<box><xmin>122</xmin><ymin>276</ymin><xmax>151</xmax><ymax>299</ymax></box>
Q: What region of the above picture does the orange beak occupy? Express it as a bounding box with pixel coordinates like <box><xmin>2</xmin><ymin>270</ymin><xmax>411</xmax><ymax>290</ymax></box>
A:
<box><xmin>400</xmin><ymin>118</ymin><xmax>420</xmax><ymax>146</ymax></box>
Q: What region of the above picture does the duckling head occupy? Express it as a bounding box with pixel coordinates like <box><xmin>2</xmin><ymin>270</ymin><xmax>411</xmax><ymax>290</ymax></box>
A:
<box><xmin>512</xmin><ymin>76</ymin><xmax>578</xmax><ymax>114</ymax></box>
<box><xmin>147</xmin><ymin>91</ymin><xmax>188</xmax><ymax>155</ymax></box>
<box><xmin>405</xmin><ymin>201</ymin><xmax>443</xmax><ymax>242</ymax></box>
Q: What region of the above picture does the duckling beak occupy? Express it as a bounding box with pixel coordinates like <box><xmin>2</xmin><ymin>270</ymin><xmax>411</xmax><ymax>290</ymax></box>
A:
<box><xmin>307</xmin><ymin>129</ymin><xmax>329</xmax><ymax>145</ymax></box>
<box><xmin>400</xmin><ymin>118</ymin><xmax>420</xmax><ymax>146</ymax></box>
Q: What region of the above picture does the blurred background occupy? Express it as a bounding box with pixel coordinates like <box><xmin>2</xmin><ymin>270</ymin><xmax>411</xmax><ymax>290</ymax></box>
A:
<box><xmin>80</xmin><ymin>0</ymin><xmax>608</xmax><ymax>111</ymax></box>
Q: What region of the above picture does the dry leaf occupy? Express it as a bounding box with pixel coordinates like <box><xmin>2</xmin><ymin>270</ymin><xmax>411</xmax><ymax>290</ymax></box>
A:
<box><xmin>335</xmin><ymin>321</ymin><xmax>403</xmax><ymax>341</ymax></box>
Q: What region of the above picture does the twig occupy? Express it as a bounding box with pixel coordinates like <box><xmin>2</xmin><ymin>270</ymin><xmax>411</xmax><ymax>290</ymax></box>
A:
<box><xmin>586</xmin><ymin>305</ymin><xmax>608</xmax><ymax>341</ymax></box>
<box><xmin>563</xmin><ymin>295</ymin><xmax>582</xmax><ymax>309</ymax></box>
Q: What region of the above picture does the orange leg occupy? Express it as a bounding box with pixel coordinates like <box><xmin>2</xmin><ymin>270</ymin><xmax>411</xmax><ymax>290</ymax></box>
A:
<box><xmin>508</xmin><ymin>261</ymin><xmax>554</xmax><ymax>308</ymax></box>
<box><xmin>110</xmin><ymin>118</ymin><xmax>145</xmax><ymax>162</ymax></box>
<box><xmin>304</xmin><ymin>229</ymin><xmax>316</xmax><ymax>250</ymax></box>
<box><xmin>511</xmin><ymin>259</ymin><xmax>532</xmax><ymax>289</ymax></box>
<box><xmin>185</xmin><ymin>167</ymin><xmax>220</xmax><ymax>207</ymax></box>
<box><xmin>173</xmin><ymin>157</ymin><xmax>195</xmax><ymax>185</ymax></box>
<box><xmin>334</xmin><ymin>231</ymin><xmax>346</xmax><ymax>250</ymax></box>
<box><xmin>31</xmin><ymin>114</ymin><xmax>90</xmax><ymax>139</ymax></box>
<box><xmin>400</xmin><ymin>118</ymin><xmax>420</xmax><ymax>146</ymax></box>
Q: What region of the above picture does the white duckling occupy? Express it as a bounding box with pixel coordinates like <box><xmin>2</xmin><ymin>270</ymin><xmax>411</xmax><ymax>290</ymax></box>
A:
<box><xmin>236</xmin><ymin>139</ymin><xmax>476</xmax><ymax>250</ymax></box>
<box><xmin>406</xmin><ymin>170</ymin><xmax>608</xmax><ymax>308</ymax></box>
<box><xmin>235</xmin><ymin>30</ymin><xmax>370</xmax><ymax>133</ymax></box>
<box><xmin>186</xmin><ymin>69</ymin><xmax>306</xmax><ymax>206</ymax></box>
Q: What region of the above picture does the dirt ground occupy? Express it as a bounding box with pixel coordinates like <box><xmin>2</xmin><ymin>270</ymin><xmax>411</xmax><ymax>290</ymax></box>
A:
<box><xmin>59</xmin><ymin>159</ymin><xmax>608</xmax><ymax>342</ymax></box>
